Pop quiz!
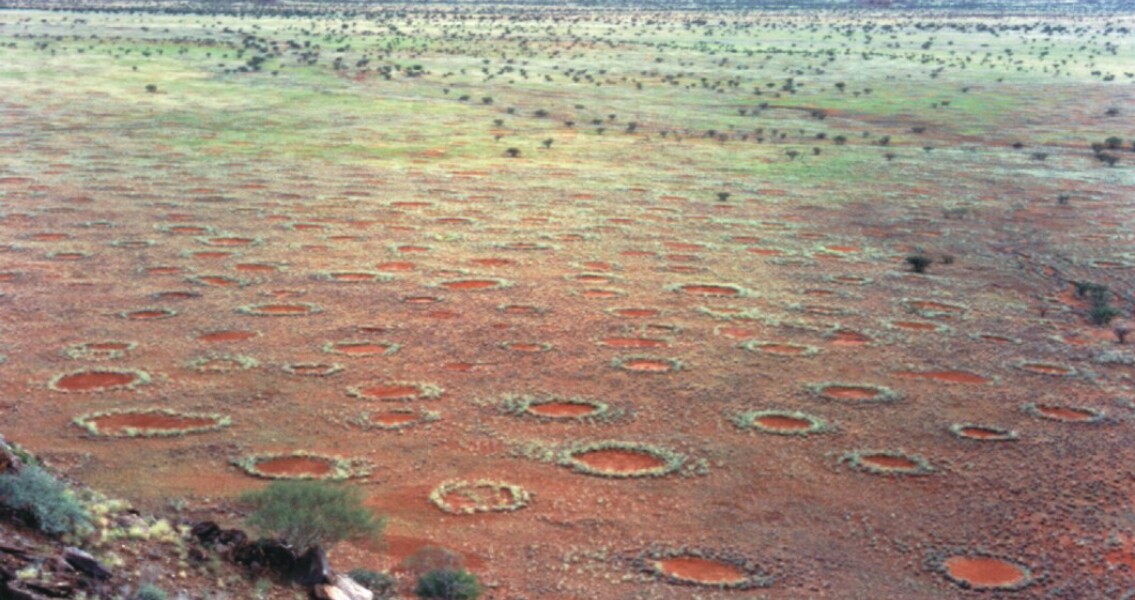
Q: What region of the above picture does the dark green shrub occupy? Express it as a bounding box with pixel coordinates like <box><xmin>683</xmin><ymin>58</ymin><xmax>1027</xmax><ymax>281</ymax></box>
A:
<box><xmin>905</xmin><ymin>255</ymin><xmax>933</xmax><ymax>274</ymax></box>
<box><xmin>0</xmin><ymin>466</ymin><xmax>90</xmax><ymax>537</ymax></box>
<box><xmin>415</xmin><ymin>569</ymin><xmax>482</xmax><ymax>600</ymax></box>
<box><xmin>134</xmin><ymin>583</ymin><xmax>168</xmax><ymax>600</ymax></box>
<box><xmin>240</xmin><ymin>481</ymin><xmax>384</xmax><ymax>550</ymax></box>
<box><xmin>1091</xmin><ymin>304</ymin><xmax>1121</xmax><ymax>326</ymax></box>
<box><xmin>348</xmin><ymin>568</ymin><xmax>396</xmax><ymax>597</ymax></box>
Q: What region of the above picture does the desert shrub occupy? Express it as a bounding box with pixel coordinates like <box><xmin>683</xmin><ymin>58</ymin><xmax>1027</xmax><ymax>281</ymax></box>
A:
<box><xmin>415</xmin><ymin>569</ymin><xmax>482</xmax><ymax>600</ymax></box>
<box><xmin>905</xmin><ymin>255</ymin><xmax>932</xmax><ymax>273</ymax></box>
<box><xmin>134</xmin><ymin>583</ymin><xmax>168</xmax><ymax>600</ymax></box>
<box><xmin>0</xmin><ymin>466</ymin><xmax>90</xmax><ymax>537</ymax></box>
<box><xmin>240</xmin><ymin>481</ymin><xmax>384</xmax><ymax>550</ymax></box>
<box><xmin>1091</xmin><ymin>304</ymin><xmax>1121</xmax><ymax>326</ymax></box>
<box><xmin>348</xmin><ymin>568</ymin><xmax>396</xmax><ymax>597</ymax></box>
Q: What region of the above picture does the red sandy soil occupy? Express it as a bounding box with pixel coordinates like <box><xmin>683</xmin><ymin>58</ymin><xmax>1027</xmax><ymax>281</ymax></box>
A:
<box><xmin>942</xmin><ymin>556</ymin><xmax>1029</xmax><ymax>589</ymax></box>
<box><xmin>89</xmin><ymin>413</ymin><xmax>218</xmax><ymax>435</ymax></box>
<box><xmin>754</xmin><ymin>415</ymin><xmax>814</xmax><ymax>432</ymax></box>
<box><xmin>572</xmin><ymin>449</ymin><xmax>666</xmax><ymax>474</ymax></box>
<box><xmin>52</xmin><ymin>371</ymin><xmax>140</xmax><ymax>392</ymax></box>
<box><xmin>656</xmin><ymin>556</ymin><xmax>747</xmax><ymax>585</ymax></box>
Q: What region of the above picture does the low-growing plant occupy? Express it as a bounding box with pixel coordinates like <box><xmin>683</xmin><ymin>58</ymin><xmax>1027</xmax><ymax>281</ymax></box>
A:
<box><xmin>134</xmin><ymin>583</ymin><xmax>168</xmax><ymax>600</ymax></box>
<box><xmin>905</xmin><ymin>255</ymin><xmax>933</xmax><ymax>273</ymax></box>
<box><xmin>415</xmin><ymin>569</ymin><xmax>482</xmax><ymax>600</ymax></box>
<box><xmin>348</xmin><ymin>568</ymin><xmax>396</xmax><ymax>597</ymax></box>
<box><xmin>240</xmin><ymin>480</ymin><xmax>384</xmax><ymax>550</ymax></box>
<box><xmin>0</xmin><ymin>466</ymin><xmax>91</xmax><ymax>537</ymax></box>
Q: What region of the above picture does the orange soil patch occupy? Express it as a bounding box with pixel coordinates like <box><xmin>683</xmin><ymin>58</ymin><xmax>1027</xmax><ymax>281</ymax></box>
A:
<box><xmin>88</xmin><ymin>413</ymin><xmax>217</xmax><ymax>434</ymax></box>
<box><xmin>859</xmin><ymin>454</ymin><xmax>919</xmax><ymax>471</ymax></box>
<box><xmin>754</xmin><ymin>415</ymin><xmax>814</xmax><ymax>432</ymax></box>
<box><xmin>954</xmin><ymin>425</ymin><xmax>1016</xmax><ymax>441</ymax></box>
<box><xmin>620</xmin><ymin>358</ymin><xmax>676</xmax><ymax>373</ymax></box>
<box><xmin>125</xmin><ymin>309</ymin><xmax>176</xmax><ymax>320</ymax></box>
<box><xmin>573</xmin><ymin>449</ymin><xmax>665</xmax><ymax>474</ymax></box>
<box><xmin>1035</xmin><ymin>405</ymin><xmax>1096</xmax><ymax>421</ymax></box>
<box><xmin>501</xmin><ymin>305</ymin><xmax>541</xmax><ymax>315</ymax></box>
<box><xmin>612</xmin><ymin>308</ymin><xmax>659</xmax><ymax>318</ymax></box>
<box><xmin>254</xmin><ymin>456</ymin><xmax>333</xmax><ymax>477</ymax></box>
<box><xmin>376</xmin><ymin>261</ymin><xmax>416</xmax><ymax>271</ymax></box>
<box><xmin>657</xmin><ymin>556</ymin><xmax>748</xmax><ymax>585</ymax></box>
<box><xmin>527</xmin><ymin>402</ymin><xmax>600</xmax><ymax>418</ymax></box>
<box><xmin>354</xmin><ymin>384</ymin><xmax>422</xmax><ymax>400</ymax></box>
<box><xmin>52</xmin><ymin>371</ymin><xmax>140</xmax><ymax>392</ymax></box>
<box><xmin>1019</xmin><ymin>363</ymin><xmax>1074</xmax><ymax>376</ymax></box>
<box><xmin>894</xmin><ymin>370</ymin><xmax>990</xmax><ymax>384</ymax></box>
<box><xmin>441</xmin><ymin>279</ymin><xmax>503</xmax><ymax>290</ymax></box>
<box><xmin>369</xmin><ymin>412</ymin><xmax>419</xmax><ymax>427</ymax></box>
<box><xmin>145</xmin><ymin>266</ymin><xmax>183</xmax><ymax>275</ymax></box>
<box><xmin>599</xmin><ymin>337</ymin><xmax>669</xmax><ymax>349</ymax></box>
<box><xmin>942</xmin><ymin>556</ymin><xmax>1029</xmax><ymax>589</ymax></box>
<box><xmin>198</xmin><ymin>330</ymin><xmax>258</xmax><ymax>343</ymax></box>
<box><xmin>580</xmin><ymin>289</ymin><xmax>622</xmax><ymax>299</ymax></box>
<box><xmin>821</xmin><ymin>386</ymin><xmax>882</xmax><ymax>400</ymax></box>
<box><xmin>830</xmin><ymin>330</ymin><xmax>871</xmax><ymax>345</ymax></box>
<box><xmin>678</xmin><ymin>284</ymin><xmax>741</xmax><ymax>296</ymax></box>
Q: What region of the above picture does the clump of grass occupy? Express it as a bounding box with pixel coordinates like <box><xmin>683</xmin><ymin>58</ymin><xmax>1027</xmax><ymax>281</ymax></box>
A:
<box><xmin>415</xmin><ymin>568</ymin><xmax>482</xmax><ymax>600</ymax></box>
<box><xmin>348</xmin><ymin>381</ymin><xmax>444</xmax><ymax>402</ymax></box>
<box><xmin>237</xmin><ymin>302</ymin><xmax>323</xmax><ymax>317</ymax></box>
<box><xmin>313</xmin><ymin>271</ymin><xmax>395</xmax><ymax>283</ymax></box>
<box><xmin>1022</xmin><ymin>402</ymin><xmax>1105</xmax><ymax>423</ymax></box>
<box><xmin>240</xmin><ymin>480</ymin><xmax>384</xmax><ymax>550</ymax></box>
<box><xmin>0</xmin><ymin>465</ymin><xmax>91</xmax><ymax>537</ymax></box>
<box><xmin>428</xmin><ymin>480</ymin><xmax>531</xmax><ymax>515</ymax></box>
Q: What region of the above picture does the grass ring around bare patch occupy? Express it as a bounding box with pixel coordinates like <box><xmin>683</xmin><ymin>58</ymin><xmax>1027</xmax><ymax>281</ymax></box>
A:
<box><xmin>312</xmin><ymin>271</ymin><xmax>395</xmax><ymax>284</ymax></box>
<box><xmin>502</xmin><ymin>341</ymin><xmax>554</xmax><ymax>353</ymax></box>
<box><xmin>949</xmin><ymin>423</ymin><xmax>1020</xmax><ymax>442</ymax></box>
<box><xmin>348</xmin><ymin>408</ymin><xmax>440</xmax><ymax>431</ymax></box>
<box><xmin>499</xmin><ymin>394</ymin><xmax>612</xmax><ymax>422</ymax></box>
<box><xmin>808</xmin><ymin>382</ymin><xmax>900</xmax><ymax>404</ymax></box>
<box><xmin>665</xmin><ymin>282</ymin><xmax>751</xmax><ymax>298</ymax></box>
<box><xmin>120</xmin><ymin>307</ymin><xmax>178</xmax><ymax>320</ymax></box>
<box><xmin>1014</xmin><ymin>361</ymin><xmax>1077</xmax><ymax>377</ymax></box>
<box><xmin>237</xmin><ymin>302</ymin><xmax>322</xmax><ymax>317</ymax></box>
<box><xmin>187</xmin><ymin>274</ymin><xmax>252</xmax><ymax>288</ymax></box>
<box><xmin>109</xmin><ymin>239</ymin><xmax>155</xmax><ymax>249</ymax></box>
<box><xmin>733</xmin><ymin>410</ymin><xmax>828</xmax><ymax>436</ymax></box>
<box><xmin>45</xmin><ymin>251</ymin><xmax>91</xmax><ymax>261</ymax></box>
<box><xmin>1022</xmin><ymin>403</ymin><xmax>1105</xmax><ymax>424</ymax></box>
<box><xmin>195</xmin><ymin>235</ymin><xmax>261</xmax><ymax>247</ymax></box>
<box><xmin>636</xmin><ymin>547</ymin><xmax>774</xmax><ymax>589</ymax></box>
<box><xmin>497</xmin><ymin>304</ymin><xmax>546</xmax><ymax>316</ymax></box>
<box><xmin>739</xmin><ymin>340</ymin><xmax>821</xmax><ymax>358</ymax></box>
<box><xmin>63</xmin><ymin>341</ymin><xmax>137</xmax><ymax>361</ymax></box>
<box><xmin>933</xmin><ymin>552</ymin><xmax>1036</xmax><ymax>591</ymax></box>
<box><xmin>73</xmin><ymin>408</ymin><xmax>230</xmax><ymax>438</ymax></box>
<box><xmin>348</xmin><ymin>381</ymin><xmax>444</xmax><ymax>402</ymax></box>
<box><xmin>840</xmin><ymin>450</ymin><xmax>934</xmax><ymax>476</ymax></box>
<box><xmin>611</xmin><ymin>355</ymin><xmax>684</xmax><ymax>374</ymax></box>
<box><xmin>48</xmin><ymin>368</ymin><xmax>152</xmax><ymax>393</ymax></box>
<box><xmin>428</xmin><ymin>479</ymin><xmax>532</xmax><ymax>515</ymax></box>
<box><xmin>434</xmin><ymin>278</ymin><xmax>513</xmax><ymax>291</ymax></box>
<box><xmin>560</xmin><ymin>441</ymin><xmax>684</xmax><ymax>478</ymax></box>
<box><xmin>322</xmin><ymin>340</ymin><xmax>401</xmax><ymax>357</ymax></box>
<box><xmin>233</xmin><ymin>452</ymin><xmax>372</xmax><ymax>480</ymax></box>
<box><xmin>188</xmin><ymin>354</ymin><xmax>259</xmax><ymax>373</ymax></box>
<box><xmin>282</xmin><ymin>362</ymin><xmax>344</xmax><ymax>377</ymax></box>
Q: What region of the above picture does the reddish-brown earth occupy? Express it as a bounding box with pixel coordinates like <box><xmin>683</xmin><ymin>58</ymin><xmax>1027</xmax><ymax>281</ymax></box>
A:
<box><xmin>656</xmin><ymin>556</ymin><xmax>748</xmax><ymax>585</ymax></box>
<box><xmin>571</xmin><ymin>449</ymin><xmax>666</xmax><ymax>474</ymax></box>
<box><xmin>942</xmin><ymin>556</ymin><xmax>1030</xmax><ymax>589</ymax></box>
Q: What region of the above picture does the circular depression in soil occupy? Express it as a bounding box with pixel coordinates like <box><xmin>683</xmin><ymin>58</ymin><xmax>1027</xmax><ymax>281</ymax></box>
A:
<box><xmin>949</xmin><ymin>423</ymin><xmax>1019</xmax><ymax>441</ymax></box>
<box><xmin>238</xmin><ymin>303</ymin><xmax>322</xmax><ymax>317</ymax></box>
<box><xmin>613</xmin><ymin>356</ymin><xmax>683</xmax><ymax>374</ymax></box>
<box><xmin>438</xmin><ymin>278</ymin><xmax>510</xmax><ymax>291</ymax></box>
<box><xmin>735</xmin><ymin>410</ymin><xmax>827</xmax><ymax>436</ymax></box>
<box><xmin>561</xmin><ymin>442</ymin><xmax>682</xmax><ymax>478</ymax></box>
<box><xmin>349</xmin><ymin>381</ymin><xmax>442</xmax><ymax>402</ymax></box>
<box><xmin>842</xmin><ymin>450</ymin><xmax>932</xmax><ymax>476</ymax></box>
<box><xmin>1024</xmin><ymin>403</ymin><xmax>1104</xmax><ymax>423</ymax></box>
<box><xmin>234</xmin><ymin>452</ymin><xmax>370</xmax><ymax>480</ymax></box>
<box><xmin>64</xmin><ymin>341</ymin><xmax>137</xmax><ymax>361</ymax></box>
<box><xmin>940</xmin><ymin>555</ymin><xmax>1033</xmax><ymax>591</ymax></box>
<box><xmin>323</xmin><ymin>341</ymin><xmax>400</xmax><ymax>357</ymax></box>
<box><xmin>640</xmin><ymin>549</ymin><xmax>773</xmax><ymax>589</ymax></box>
<box><xmin>121</xmin><ymin>308</ymin><xmax>177</xmax><ymax>321</ymax></box>
<box><xmin>810</xmin><ymin>383</ymin><xmax>898</xmax><ymax>404</ymax></box>
<box><xmin>49</xmin><ymin>368</ymin><xmax>151</xmax><ymax>393</ymax></box>
<box><xmin>282</xmin><ymin>363</ymin><xmax>344</xmax><ymax>377</ymax></box>
<box><xmin>74</xmin><ymin>409</ymin><xmax>229</xmax><ymax>437</ymax></box>
<box><xmin>429</xmin><ymin>480</ymin><xmax>531</xmax><ymax>515</ymax></box>
<box><xmin>672</xmin><ymin>283</ymin><xmax>746</xmax><ymax>297</ymax></box>
<box><xmin>741</xmin><ymin>340</ymin><xmax>820</xmax><ymax>357</ymax></box>
<box><xmin>505</xmin><ymin>395</ymin><xmax>610</xmax><ymax>421</ymax></box>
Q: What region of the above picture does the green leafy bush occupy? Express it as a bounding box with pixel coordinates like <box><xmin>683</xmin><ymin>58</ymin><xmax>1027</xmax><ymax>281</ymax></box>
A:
<box><xmin>0</xmin><ymin>466</ymin><xmax>90</xmax><ymax>537</ymax></box>
<box><xmin>240</xmin><ymin>480</ymin><xmax>384</xmax><ymax>550</ymax></box>
<box><xmin>415</xmin><ymin>569</ymin><xmax>482</xmax><ymax>600</ymax></box>
<box><xmin>134</xmin><ymin>583</ymin><xmax>168</xmax><ymax>600</ymax></box>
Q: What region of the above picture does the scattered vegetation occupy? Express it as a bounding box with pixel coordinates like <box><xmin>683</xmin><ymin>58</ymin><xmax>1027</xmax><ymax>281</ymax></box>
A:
<box><xmin>0</xmin><ymin>465</ymin><xmax>91</xmax><ymax>537</ymax></box>
<box><xmin>415</xmin><ymin>569</ymin><xmax>483</xmax><ymax>600</ymax></box>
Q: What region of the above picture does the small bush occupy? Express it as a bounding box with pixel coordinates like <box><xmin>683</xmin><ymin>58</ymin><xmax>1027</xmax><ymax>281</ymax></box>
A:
<box><xmin>1091</xmin><ymin>305</ymin><xmax>1122</xmax><ymax>326</ymax></box>
<box><xmin>905</xmin><ymin>255</ymin><xmax>933</xmax><ymax>273</ymax></box>
<box><xmin>0</xmin><ymin>466</ymin><xmax>90</xmax><ymax>537</ymax></box>
<box><xmin>134</xmin><ymin>583</ymin><xmax>168</xmax><ymax>600</ymax></box>
<box><xmin>348</xmin><ymin>568</ymin><xmax>396</xmax><ymax>597</ymax></box>
<box><xmin>240</xmin><ymin>480</ymin><xmax>384</xmax><ymax>550</ymax></box>
<box><xmin>415</xmin><ymin>569</ymin><xmax>482</xmax><ymax>600</ymax></box>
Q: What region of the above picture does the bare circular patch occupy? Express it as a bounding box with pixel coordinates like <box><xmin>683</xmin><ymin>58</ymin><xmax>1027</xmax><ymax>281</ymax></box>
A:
<box><xmin>323</xmin><ymin>340</ymin><xmax>400</xmax><ymax>357</ymax></box>
<box><xmin>49</xmin><ymin>368</ymin><xmax>151</xmax><ymax>393</ymax></box>
<box><xmin>64</xmin><ymin>341</ymin><xmax>137</xmax><ymax>361</ymax></box>
<box><xmin>233</xmin><ymin>452</ymin><xmax>371</xmax><ymax>480</ymax></box>
<box><xmin>348</xmin><ymin>381</ymin><xmax>443</xmax><ymax>402</ymax></box>
<box><xmin>949</xmin><ymin>423</ymin><xmax>1019</xmax><ymax>442</ymax></box>
<box><xmin>612</xmin><ymin>356</ymin><xmax>683</xmax><ymax>374</ymax></box>
<box><xmin>841</xmin><ymin>450</ymin><xmax>933</xmax><ymax>476</ymax></box>
<box><xmin>429</xmin><ymin>480</ymin><xmax>531</xmax><ymax>515</ymax></box>
<box><xmin>74</xmin><ymin>408</ymin><xmax>230</xmax><ymax>437</ymax></box>
<box><xmin>560</xmin><ymin>441</ymin><xmax>683</xmax><ymax>478</ymax></box>
<box><xmin>740</xmin><ymin>340</ymin><xmax>821</xmax><ymax>357</ymax></box>
<box><xmin>282</xmin><ymin>362</ymin><xmax>344</xmax><ymax>377</ymax></box>
<box><xmin>809</xmin><ymin>383</ymin><xmax>899</xmax><ymax>404</ymax></box>
<box><xmin>1023</xmin><ymin>403</ymin><xmax>1104</xmax><ymax>423</ymax></box>
<box><xmin>238</xmin><ymin>303</ymin><xmax>322</xmax><ymax>317</ymax></box>
<box><xmin>734</xmin><ymin>410</ymin><xmax>827</xmax><ymax>436</ymax></box>
<box><xmin>120</xmin><ymin>307</ymin><xmax>178</xmax><ymax>321</ymax></box>
<box><xmin>938</xmin><ymin>555</ymin><xmax>1034</xmax><ymax>591</ymax></box>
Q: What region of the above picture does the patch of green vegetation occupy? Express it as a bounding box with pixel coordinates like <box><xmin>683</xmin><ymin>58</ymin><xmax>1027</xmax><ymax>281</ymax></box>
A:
<box><xmin>0</xmin><ymin>466</ymin><xmax>91</xmax><ymax>537</ymax></box>
<box><xmin>240</xmin><ymin>480</ymin><xmax>384</xmax><ymax>550</ymax></box>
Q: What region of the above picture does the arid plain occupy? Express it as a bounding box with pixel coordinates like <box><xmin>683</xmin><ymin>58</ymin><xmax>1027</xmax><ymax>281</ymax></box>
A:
<box><xmin>2</xmin><ymin>3</ymin><xmax>1135</xmax><ymax>597</ymax></box>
